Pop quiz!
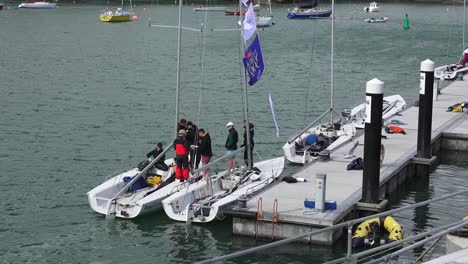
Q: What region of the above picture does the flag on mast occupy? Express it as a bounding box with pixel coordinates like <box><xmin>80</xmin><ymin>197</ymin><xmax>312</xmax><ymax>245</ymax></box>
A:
<box><xmin>242</xmin><ymin>3</ymin><xmax>257</xmax><ymax>43</ymax></box>
<box><xmin>241</xmin><ymin>0</ymin><xmax>248</xmax><ymax>7</ymax></box>
<box><xmin>269</xmin><ymin>93</ymin><xmax>280</xmax><ymax>140</ymax></box>
<box><xmin>243</xmin><ymin>35</ymin><xmax>264</xmax><ymax>86</ymax></box>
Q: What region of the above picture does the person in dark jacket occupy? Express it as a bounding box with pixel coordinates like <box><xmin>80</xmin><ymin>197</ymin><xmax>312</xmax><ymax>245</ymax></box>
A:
<box><xmin>186</xmin><ymin>121</ymin><xmax>199</xmax><ymax>169</ymax></box>
<box><xmin>240</xmin><ymin>120</ymin><xmax>254</xmax><ymax>168</ymax></box>
<box><xmin>225</xmin><ymin>121</ymin><xmax>238</xmax><ymax>175</ymax></box>
<box><xmin>197</xmin><ymin>128</ymin><xmax>212</xmax><ymax>177</ymax></box>
<box><xmin>146</xmin><ymin>143</ymin><xmax>165</xmax><ymax>163</ymax></box>
<box><xmin>177</xmin><ymin>119</ymin><xmax>187</xmax><ymax>133</ymax></box>
<box><xmin>173</xmin><ymin>130</ymin><xmax>190</xmax><ymax>182</ymax></box>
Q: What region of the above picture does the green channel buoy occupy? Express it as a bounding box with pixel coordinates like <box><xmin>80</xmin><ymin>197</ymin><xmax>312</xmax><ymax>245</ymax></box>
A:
<box><xmin>403</xmin><ymin>14</ymin><xmax>410</xmax><ymax>29</ymax></box>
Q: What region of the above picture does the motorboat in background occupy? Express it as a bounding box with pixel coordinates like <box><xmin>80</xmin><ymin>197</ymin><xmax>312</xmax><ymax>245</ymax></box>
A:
<box><xmin>364</xmin><ymin>16</ymin><xmax>388</xmax><ymax>23</ymax></box>
<box><xmin>0</xmin><ymin>3</ymin><xmax>4</xmax><ymax>10</ymax></box>
<box><xmin>434</xmin><ymin>48</ymin><xmax>468</xmax><ymax>80</ymax></box>
<box><xmin>287</xmin><ymin>0</ymin><xmax>331</xmax><ymax>19</ymax></box>
<box><xmin>349</xmin><ymin>94</ymin><xmax>406</xmax><ymax>129</ymax></box>
<box><xmin>18</xmin><ymin>1</ymin><xmax>57</xmax><ymax>8</ymax></box>
<box><xmin>364</xmin><ymin>2</ymin><xmax>380</xmax><ymax>12</ymax></box>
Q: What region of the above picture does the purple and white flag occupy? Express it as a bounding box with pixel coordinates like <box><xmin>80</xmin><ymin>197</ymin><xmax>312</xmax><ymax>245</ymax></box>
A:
<box><xmin>242</xmin><ymin>3</ymin><xmax>257</xmax><ymax>43</ymax></box>
<box><xmin>241</xmin><ymin>0</ymin><xmax>248</xmax><ymax>7</ymax></box>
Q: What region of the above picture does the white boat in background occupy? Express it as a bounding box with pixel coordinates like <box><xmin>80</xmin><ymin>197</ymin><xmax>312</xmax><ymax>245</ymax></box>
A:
<box><xmin>256</xmin><ymin>0</ymin><xmax>273</xmax><ymax>27</ymax></box>
<box><xmin>193</xmin><ymin>6</ymin><xmax>226</xmax><ymax>11</ymax></box>
<box><xmin>162</xmin><ymin>157</ymin><xmax>284</xmax><ymax>223</ymax></box>
<box><xmin>18</xmin><ymin>1</ymin><xmax>57</xmax><ymax>8</ymax></box>
<box><xmin>282</xmin><ymin>123</ymin><xmax>356</xmax><ymax>164</ymax></box>
<box><xmin>434</xmin><ymin>48</ymin><xmax>468</xmax><ymax>80</ymax></box>
<box><xmin>283</xmin><ymin>0</ymin><xmax>356</xmax><ymax>165</ymax></box>
<box><xmin>349</xmin><ymin>94</ymin><xmax>406</xmax><ymax>129</ymax></box>
<box><xmin>364</xmin><ymin>16</ymin><xmax>388</xmax><ymax>23</ymax></box>
<box><xmin>364</xmin><ymin>2</ymin><xmax>380</xmax><ymax>12</ymax></box>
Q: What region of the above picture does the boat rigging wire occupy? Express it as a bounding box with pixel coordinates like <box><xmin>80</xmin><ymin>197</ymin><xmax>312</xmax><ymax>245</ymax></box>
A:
<box><xmin>303</xmin><ymin>19</ymin><xmax>318</xmax><ymax>129</ymax></box>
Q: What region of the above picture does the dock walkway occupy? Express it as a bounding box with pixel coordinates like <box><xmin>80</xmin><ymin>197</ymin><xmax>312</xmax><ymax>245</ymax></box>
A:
<box><xmin>229</xmin><ymin>80</ymin><xmax>468</xmax><ymax>244</ymax></box>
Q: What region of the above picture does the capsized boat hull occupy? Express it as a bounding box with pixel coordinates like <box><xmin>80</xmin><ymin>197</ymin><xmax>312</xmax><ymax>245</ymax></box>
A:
<box><xmin>86</xmin><ymin>159</ymin><xmax>194</xmax><ymax>219</ymax></box>
<box><xmin>162</xmin><ymin>157</ymin><xmax>285</xmax><ymax>222</ymax></box>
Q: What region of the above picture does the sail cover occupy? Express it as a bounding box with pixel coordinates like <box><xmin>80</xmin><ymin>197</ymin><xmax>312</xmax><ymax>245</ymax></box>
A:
<box><xmin>300</xmin><ymin>0</ymin><xmax>318</xmax><ymax>9</ymax></box>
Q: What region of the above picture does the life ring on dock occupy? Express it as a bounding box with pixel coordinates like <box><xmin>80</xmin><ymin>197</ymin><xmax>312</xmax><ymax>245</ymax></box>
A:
<box><xmin>351</xmin><ymin>216</ymin><xmax>403</xmax><ymax>248</ymax></box>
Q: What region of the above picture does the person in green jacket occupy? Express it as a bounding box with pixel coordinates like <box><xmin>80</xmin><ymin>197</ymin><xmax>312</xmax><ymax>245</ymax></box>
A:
<box><xmin>225</xmin><ymin>121</ymin><xmax>238</xmax><ymax>175</ymax></box>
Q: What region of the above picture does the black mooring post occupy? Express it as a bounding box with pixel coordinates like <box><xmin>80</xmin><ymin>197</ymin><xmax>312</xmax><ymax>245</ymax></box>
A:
<box><xmin>362</xmin><ymin>78</ymin><xmax>384</xmax><ymax>204</ymax></box>
<box><xmin>417</xmin><ymin>59</ymin><xmax>435</xmax><ymax>159</ymax></box>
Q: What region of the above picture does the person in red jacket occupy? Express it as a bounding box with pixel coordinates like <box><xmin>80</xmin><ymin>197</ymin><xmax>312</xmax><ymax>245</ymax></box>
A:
<box><xmin>173</xmin><ymin>129</ymin><xmax>190</xmax><ymax>182</ymax></box>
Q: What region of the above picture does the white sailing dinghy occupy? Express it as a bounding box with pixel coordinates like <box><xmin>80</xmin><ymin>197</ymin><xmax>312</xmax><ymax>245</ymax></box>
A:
<box><xmin>87</xmin><ymin>155</ymin><xmax>181</xmax><ymax>218</ymax></box>
<box><xmin>163</xmin><ymin>2</ymin><xmax>285</xmax><ymax>224</ymax></box>
<box><xmin>282</xmin><ymin>0</ymin><xmax>356</xmax><ymax>165</ymax></box>
<box><xmin>349</xmin><ymin>94</ymin><xmax>406</xmax><ymax>129</ymax></box>
<box><xmin>162</xmin><ymin>157</ymin><xmax>284</xmax><ymax>223</ymax></box>
<box><xmin>87</xmin><ymin>0</ymin><xmax>204</xmax><ymax>219</ymax></box>
<box><xmin>434</xmin><ymin>48</ymin><xmax>468</xmax><ymax>80</ymax></box>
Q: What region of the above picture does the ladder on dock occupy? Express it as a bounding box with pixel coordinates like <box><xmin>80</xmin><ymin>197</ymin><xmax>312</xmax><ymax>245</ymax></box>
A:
<box><xmin>255</xmin><ymin>197</ymin><xmax>278</xmax><ymax>241</ymax></box>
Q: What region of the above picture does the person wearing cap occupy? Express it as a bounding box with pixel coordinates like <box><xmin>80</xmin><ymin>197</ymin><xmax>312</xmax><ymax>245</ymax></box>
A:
<box><xmin>241</xmin><ymin>120</ymin><xmax>254</xmax><ymax>168</ymax></box>
<box><xmin>173</xmin><ymin>129</ymin><xmax>190</xmax><ymax>182</ymax></box>
<box><xmin>225</xmin><ymin>121</ymin><xmax>238</xmax><ymax>175</ymax></box>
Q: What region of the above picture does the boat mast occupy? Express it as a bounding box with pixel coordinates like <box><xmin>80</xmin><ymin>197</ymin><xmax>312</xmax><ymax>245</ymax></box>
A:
<box><xmin>175</xmin><ymin>0</ymin><xmax>183</xmax><ymax>138</ymax></box>
<box><xmin>464</xmin><ymin>0</ymin><xmax>466</xmax><ymax>50</ymax></box>
<box><xmin>239</xmin><ymin>0</ymin><xmax>252</xmax><ymax>170</ymax></box>
<box><xmin>330</xmin><ymin>0</ymin><xmax>335</xmax><ymax>125</ymax></box>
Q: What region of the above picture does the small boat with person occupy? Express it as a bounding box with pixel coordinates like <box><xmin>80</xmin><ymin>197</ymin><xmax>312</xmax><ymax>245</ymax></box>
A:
<box><xmin>364</xmin><ymin>16</ymin><xmax>388</xmax><ymax>23</ymax></box>
<box><xmin>363</xmin><ymin>1</ymin><xmax>380</xmax><ymax>13</ymax></box>
<box><xmin>352</xmin><ymin>216</ymin><xmax>403</xmax><ymax>248</ymax></box>
<box><xmin>18</xmin><ymin>1</ymin><xmax>57</xmax><ymax>9</ymax></box>
<box><xmin>434</xmin><ymin>48</ymin><xmax>468</xmax><ymax>80</ymax></box>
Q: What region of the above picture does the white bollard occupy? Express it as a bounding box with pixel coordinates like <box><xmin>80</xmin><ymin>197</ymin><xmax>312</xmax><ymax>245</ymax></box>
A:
<box><xmin>315</xmin><ymin>173</ymin><xmax>326</xmax><ymax>211</ymax></box>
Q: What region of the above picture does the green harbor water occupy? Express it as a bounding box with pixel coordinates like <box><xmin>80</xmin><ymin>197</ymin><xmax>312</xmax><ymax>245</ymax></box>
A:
<box><xmin>1</xmin><ymin>1</ymin><xmax>468</xmax><ymax>263</ymax></box>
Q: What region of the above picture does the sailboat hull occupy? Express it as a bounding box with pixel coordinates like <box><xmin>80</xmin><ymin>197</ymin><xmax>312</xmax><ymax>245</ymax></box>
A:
<box><xmin>100</xmin><ymin>14</ymin><xmax>131</xmax><ymax>22</ymax></box>
<box><xmin>257</xmin><ymin>16</ymin><xmax>273</xmax><ymax>27</ymax></box>
<box><xmin>350</xmin><ymin>95</ymin><xmax>406</xmax><ymax>129</ymax></box>
<box><xmin>86</xmin><ymin>159</ymin><xmax>196</xmax><ymax>219</ymax></box>
<box><xmin>282</xmin><ymin>123</ymin><xmax>356</xmax><ymax>164</ymax></box>
<box><xmin>18</xmin><ymin>2</ymin><xmax>57</xmax><ymax>8</ymax></box>
<box><xmin>162</xmin><ymin>157</ymin><xmax>285</xmax><ymax>223</ymax></box>
<box><xmin>287</xmin><ymin>9</ymin><xmax>332</xmax><ymax>19</ymax></box>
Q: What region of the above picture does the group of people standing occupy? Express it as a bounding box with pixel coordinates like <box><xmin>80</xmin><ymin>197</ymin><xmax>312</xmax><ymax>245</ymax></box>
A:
<box><xmin>154</xmin><ymin>118</ymin><xmax>254</xmax><ymax>182</ymax></box>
